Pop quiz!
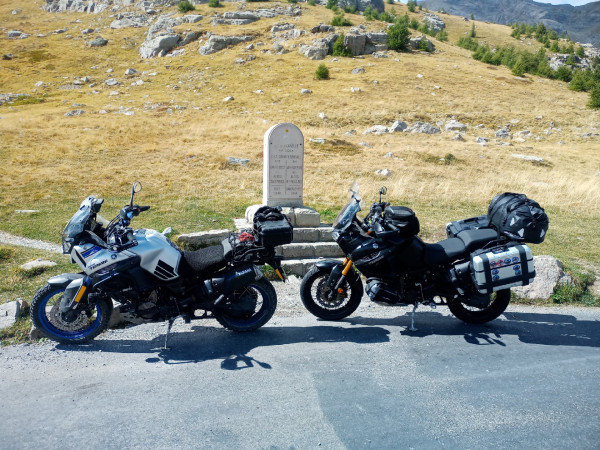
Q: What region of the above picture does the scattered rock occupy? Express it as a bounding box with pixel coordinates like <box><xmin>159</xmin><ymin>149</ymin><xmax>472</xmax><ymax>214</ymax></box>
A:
<box><xmin>0</xmin><ymin>300</ymin><xmax>28</xmax><ymax>331</ymax></box>
<box><xmin>409</xmin><ymin>36</ymin><xmax>434</xmax><ymax>52</ymax></box>
<box><xmin>19</xmin><ymin>259</ymin><xmax>57</xmax><ymax>272</ymax></box>
<box><xmin>2</xmin><ymin>54</ymin><xmax>13</xmax><ymax>60</ymax></box>
<box><xmin>88</xmin><ymin>37</ymin><xmax>108</xmax><ymax>47</ymax></box>
<box><xmin>390</xmin><ymin>121</ymin><xmax>407</xmax><ymax>132</ymax></box>
<box><xmin>309</xmin><ymin>138</ymin><xmax>326</xmax><ymax>144</ymax></box>
<box><xmin>104</xmin><ymin>78</ymin><xmax>119</xmax><ymax>86</ymax></box>
<box><xmin>7</xmin><ymin>30</ymin><xmax>29</xmax><ymax>39</ymax></box>
<box><xmin>81</xmin><ymin>28</ymin><xmax>94</xmax><ymax>35</ymax></box>
<box><xmin>223</xmin><ymin>96</ymin><xmax>234</xmax><ymax>102</ymax></box>
<box><xmin>125</xmin><ymin>68</ymin><xmax>138</xmax><ymax>75</ymax></box>
<box><xmin>375</xmin><ymin>169</ymin><xmax>392</xmax><ymax>177</ymax></box>
<box><xmin>352</xmin><ymin>67</ymin><xmax>366</xmax><ymax>74</ymax></box>
<box><xmin>452</xmin><ymin>133</ymin><xmax>466</xmax><ymax>142</ymax></box>
<box><xmin>512</xmin><ymin>154</ymin><xmax>544</xmax><ymax>162</ymax></box>
<box><xmin>495</xmin><ymin>128</ymin><xmax>511</xmax><ymax>139</ymax></box>
<box><xmin>477</xmin><ymin>137</ymin><xmax>489</xmax><ymax>146</ymax></box>
<box><xmin>350</xmin><ymin>87</ymin><xmax>361</xmax><ymax>93</ymax></box>
<box><xmin>311</xmin><ymin>24</ymin><xmax>335</xmax><ymax>34</ymax></box>
<box><xmin>364</xmin><ymin>125</ymin><xmax>389</xmax><ymax>135</ymax></box>
<box><xmin>227</xmin><ymin>157</ymin><xmax>250</xmax><ymax>166</ymax></box>
<box><xmin>445</xmin><ymin>120</ymin><xmax>467</xmax><ymax>132</ymax></box>
<box><xmin>300</xmin><ymin>88</ymin><xmax>312</xmax><ymax>94</ymax></box>
<box><xmin>318</xmin><ymin>112</ymin><xmax>327</xmax><ymax>120</ymax></box>
<box><xmin>406</xmin><ymin>121</ymin><xmax>441</xmax><ymax>134</ymax></box>
<box><xmin>64</xmin><ymin>110</ymin><xmax>85</xmax><ymax>117</ymax></box>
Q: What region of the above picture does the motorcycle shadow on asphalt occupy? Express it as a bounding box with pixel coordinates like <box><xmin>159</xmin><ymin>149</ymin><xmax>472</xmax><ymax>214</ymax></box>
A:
<box><xmin>342</xmin><ymin>309</ymin><xmax>600</xmax><ymax>348</ymax></box>
<box><xmin>56</xmin><ymin>324</ymin><xmax>391</xmax><ymax>367</ymax></box>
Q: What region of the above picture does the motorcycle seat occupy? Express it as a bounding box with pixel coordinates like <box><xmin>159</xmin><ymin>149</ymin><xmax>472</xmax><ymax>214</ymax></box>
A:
<box><xmin>183</xmin><ymin>244</ymin><xmax>227</xmax><ymax>273</ymax></box>
<box><xmin>423</xmin><ymin>238</ymin><xmax>466</xmax><ymax>266</ymax></box>
<box><xmin>457</xmin><ymin>228</ymin><xmax>499</xmax><ymax>252</ymax></box>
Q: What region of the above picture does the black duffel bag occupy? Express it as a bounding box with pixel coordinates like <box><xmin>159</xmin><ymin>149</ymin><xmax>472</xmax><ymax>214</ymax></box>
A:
<box><xmin>488</xmin><ymin>192</ymin><xmax>549</xmax><ymax>244</ymax></box>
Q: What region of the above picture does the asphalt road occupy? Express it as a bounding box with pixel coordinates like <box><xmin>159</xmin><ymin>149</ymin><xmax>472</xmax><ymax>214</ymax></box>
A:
<box><xmin>1</xmin><ymin>303</ymin><xmax>598</xmax><ymax>449</ymax></box>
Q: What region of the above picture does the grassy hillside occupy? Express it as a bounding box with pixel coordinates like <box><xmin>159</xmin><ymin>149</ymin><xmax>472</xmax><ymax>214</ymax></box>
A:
<box><xmin>1</xmin><ymin>0</ymin><xmax>599</xmax><ymax>275</ymax></box>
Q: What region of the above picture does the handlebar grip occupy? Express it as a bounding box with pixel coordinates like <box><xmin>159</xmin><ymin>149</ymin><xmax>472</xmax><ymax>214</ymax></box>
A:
<box><xmin>139</xmin><ymin>205</ymin><xmax>150</xmax><ymax>212</ymax></box>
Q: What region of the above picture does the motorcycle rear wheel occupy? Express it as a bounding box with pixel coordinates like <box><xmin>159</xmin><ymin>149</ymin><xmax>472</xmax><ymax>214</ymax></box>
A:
<box><xmin>300</xmin><ymin>265</ymin><xmax>363</xmax><ymax>320</ymax></box>
<box><xmin>214</xmin><ymin>278</ymin><xmax>277</xmax><ymax>332</ymax></box>
<box><xmin>30</xmin><ymin>284</ymin><xmax>112</xmax><ymax>344</ymax></box>
<box><xmin>447</xmin><ymin>289</ymin><xmax>510</xmax><ymax>324</ymax></box>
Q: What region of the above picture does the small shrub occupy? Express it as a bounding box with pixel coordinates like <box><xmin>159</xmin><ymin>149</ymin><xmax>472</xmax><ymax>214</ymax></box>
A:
<box><xmin>589</xmin><ymin>84</ymin><xmax>600</xmax><ymax>109</ymax></box>
<box><xmin>332</xmin><ymin>33</ymin><xmax>352</xmax><ymax>57</ymax></box>
<box><xmin>512</xmin><ymin>55</ymin><xmax>526</xmax><ymax>77</ymax></box>
<box><xmin>407</xmin><ymin>0</ymin><xmax>416</xmax><ymax>12</ymax></box>
<box><xmin>555</xmin><ymin>65</ymin><xmax>572</xmax><ymax>82</ymax></box>
<box><xmin>315</xmin><ymin>64</ymin><xmax>330</xmax><ymax>80</ymax></box>
<box><xmin>436</xmin><ymin>30</ymin><xmax>448</xmax><ymax>42</ymax></box>
<box><xmin>419</xmin><ymin>38</ymin><xmax>431</xmax><ymax>52</ymax></box>
<box><xmin>178</xmin><ymin>0</ymin><xmax>195</xmax><ymax>12</ymax></box>
<box><xmin>331</xmin><ymin>12</ymin><xmax>352</xmax><ymax>27</ymax></box>
<box><xmin>208</xmin><ymin>0</ymin><xmax>222</xmax><ymax>7</ymax></box>
<box><xmin>576</xmin><ymin>46</ymin><xmax>585</xmax><ymax>58</ymax></box>
<box><xmin>387</xmin><ymin>21</ymin><xmax>410</xmax><ymax>52</ymax></box>
<box><xmin>326</xmin><ymin>0</ymin><xmax>338</xmax><ymax>9</ymax></box>
<box><xmin>308</xmin><ymin>0</ymin><xmax>316</xmax><ymax>5</ymax></box>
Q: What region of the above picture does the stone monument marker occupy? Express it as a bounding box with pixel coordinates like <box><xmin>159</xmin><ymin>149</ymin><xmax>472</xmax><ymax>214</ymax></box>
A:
<box><xmin>263</xmin><ymin>123</ymin><xmax>304</xmax><ymax>207</ymax></box>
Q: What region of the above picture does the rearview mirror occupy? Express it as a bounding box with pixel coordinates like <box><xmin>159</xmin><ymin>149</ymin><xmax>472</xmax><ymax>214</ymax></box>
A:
<box><xmin>130</xmin><ymin>181</ymin><xmax>142</xmax><ymax>207</ymax></box>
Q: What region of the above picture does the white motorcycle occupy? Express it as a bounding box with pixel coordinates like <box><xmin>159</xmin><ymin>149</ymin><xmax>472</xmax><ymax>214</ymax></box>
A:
<box><xmin>31</xmin><ymin>182</ymin><xmax>292</xmax><ymax>346</ymax></box>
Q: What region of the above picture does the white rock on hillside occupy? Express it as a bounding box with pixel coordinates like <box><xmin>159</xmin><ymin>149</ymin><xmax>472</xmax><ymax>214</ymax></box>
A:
<box><xmin>512</xmin><ymin>255</ymin><xmax>572</xmax><ymax>300</ymax></box>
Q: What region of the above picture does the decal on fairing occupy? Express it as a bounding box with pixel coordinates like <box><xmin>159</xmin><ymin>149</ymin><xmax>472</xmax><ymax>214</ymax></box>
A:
<box><xmin>81</xmin><ymin>246</ymin><xmax>102</xmax><ymax>259</ymax></box>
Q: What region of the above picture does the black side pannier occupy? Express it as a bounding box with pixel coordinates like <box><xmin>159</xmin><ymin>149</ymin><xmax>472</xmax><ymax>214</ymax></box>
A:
<box><xmin>488</xmin><ymin>193</ymin><xmax>549</xmax><ymax>244</ymax></box>
<box><xmin>384</xmin><ymin>206</ymin><xmax>420</xmax><ymax>236</ymax></box>
<box><xmin>253</xmin><ymin>206</ymin><xmax>293</xmax><ymax>247</ymax></box>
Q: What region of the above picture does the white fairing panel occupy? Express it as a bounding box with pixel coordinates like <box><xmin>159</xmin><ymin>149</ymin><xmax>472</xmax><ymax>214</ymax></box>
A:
<box><xmin>129</xmin><ymin>229</ymin><xmax>181</xmax><ymax>280</ymax></box>
<box><xmin>73</xmin><ymin>244</ymin><xmax>133</xmax><ymax>275</ymax></box>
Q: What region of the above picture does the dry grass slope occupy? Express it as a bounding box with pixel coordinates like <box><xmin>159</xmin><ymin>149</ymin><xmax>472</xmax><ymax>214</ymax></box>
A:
<box><xmin>1</xmin><ymin>0</ymin><xmax>599</xmax><ymax>268</ymax></box>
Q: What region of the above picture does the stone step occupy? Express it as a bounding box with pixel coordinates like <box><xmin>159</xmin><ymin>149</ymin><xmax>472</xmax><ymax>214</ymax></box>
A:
<box><xmin>275</xmin><ymin>242</ymin><xmax>344</xmax><ymax>259</ymax></box>
<box><xmin>281</xmin><ymin>258</ymin><xmax>344</xmax><ymax>278</ymax></box>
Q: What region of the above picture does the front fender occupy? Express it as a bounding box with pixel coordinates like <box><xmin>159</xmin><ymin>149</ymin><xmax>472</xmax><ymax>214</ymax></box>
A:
<box><xmin>314</xmin><ymin>259</ymin><xmax>345</xmax><ymax>271</ymax></box>
<box><xmin>314</xmin><ymin>259</ymin><xmax>362</xmax><ymax>288</ymax></box>
<box><xmin>47</xmin><ymin>273</ymin><xmax>85</xmax><ymax>288</ymax></box>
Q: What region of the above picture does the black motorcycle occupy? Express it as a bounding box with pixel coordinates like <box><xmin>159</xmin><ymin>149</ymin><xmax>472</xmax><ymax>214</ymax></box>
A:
<box><xmin>31</xmin><ymin>182</ymin><xmax>293</xmax><ymax>347</ymax></box>
<box><xmin>299</xmin><ymin>182</ymin><xmax>548</xmax><ymax>329</ymax></box>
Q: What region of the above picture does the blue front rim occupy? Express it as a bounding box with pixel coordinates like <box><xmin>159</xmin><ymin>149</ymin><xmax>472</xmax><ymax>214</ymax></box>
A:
<box><xmin>38</xmin><ymin>288</ymin><xmax>103</xmax><ymax>340</ymax></box>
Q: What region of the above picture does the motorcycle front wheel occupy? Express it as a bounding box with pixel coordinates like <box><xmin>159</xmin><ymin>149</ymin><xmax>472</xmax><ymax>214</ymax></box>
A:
<box><xmin>214</xmin><ymin>278</ymin><xmax>277</xmax><ymax>332</ymax></box>
<box><xmin>30</xmin><ymin>284</ymin><xmax>112</xmax><ymax>344</ymax></box>
<box><xmin>300</xmin><ymin>265</ymin><xmax>363</xmax><ymax>320</ymax></box>
<box><xmin>447</xmin><ymin>289</ymin><xmax>511</xmax><ymax>324</ymax></box>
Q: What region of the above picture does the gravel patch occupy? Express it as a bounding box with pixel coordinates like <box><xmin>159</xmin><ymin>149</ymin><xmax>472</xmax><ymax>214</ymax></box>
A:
<box><xmin>0</xmin><ymin>231</ymin><xmax>62</xmax><ymax>253</ymax></box>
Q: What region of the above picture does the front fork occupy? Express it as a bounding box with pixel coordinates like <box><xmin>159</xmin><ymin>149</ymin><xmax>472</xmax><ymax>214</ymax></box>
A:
<box><xmin>329</xmin><ymin>257</ymin><xmax>354</xmax><ymax>294</ymax></box>
<box><xmin>60</xmin><ymin>276</ymin><xmax>92</xmax><ymax>322</ymax></box>
<box><xmin>269</xmin><ymin>256</ymin><xmax>286</xmax><ymax>282</ymax></box>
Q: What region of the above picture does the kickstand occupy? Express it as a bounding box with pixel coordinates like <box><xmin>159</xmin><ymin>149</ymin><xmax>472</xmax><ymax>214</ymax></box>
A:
<box><xmin>409</xmin><ymin>303</ymin><xmax>418</xmax><ymax>332</ymax></box>
<box><xmin>163</xmin><ymin>314</ymin><xmax>191</xmax><ymax>350</ymax></box>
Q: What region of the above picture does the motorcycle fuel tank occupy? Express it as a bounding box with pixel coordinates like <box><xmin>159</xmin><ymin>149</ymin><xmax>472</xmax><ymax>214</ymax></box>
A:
<box><xmin>128</xmin><ymin>229</ymin><xmax>181</xmax><ymax>281</ymax></box>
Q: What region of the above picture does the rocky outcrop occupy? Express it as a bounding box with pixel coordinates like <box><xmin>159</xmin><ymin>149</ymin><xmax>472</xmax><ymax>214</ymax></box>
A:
<box><xmin>423</xmin><ymin>13</ymin><xmax>446</xmax><ymax>32</ymax></box>
<box><xmin>409</xmin><ymin>36</ymin><xmax>434</xmax><ymax>52</ymax></box>
<box><xmin>299</xmin><ymin>34</ymin><xmax>339</xmax><ymax>60</ymax></box>
<box><xmin>406</xmin><ymin>121</ymin><xmax>441</xmax><ymax>134</ymax></box>
<box><xmin>198</xmin><ymin>35</ymin><xmax>255</xmax><ymax>56</ymax></box>
<box><xmin>140</xmin><ymin>34</ymin><xmax>180</xmax><ymax>58</ymax></box>
<box><xmin>212</xmin><ymin>11</ymin><xmax>260</xmax><ymax>26</ymax></box>
<box><xmin>338</xmin><ymin>0</ymin><xmax>384</xmax><ymax>13</ymax></box>
<box><xmin>299</xmin><ymin>30</ymin><xmax>389</xmax><ymax>59</ymax></box>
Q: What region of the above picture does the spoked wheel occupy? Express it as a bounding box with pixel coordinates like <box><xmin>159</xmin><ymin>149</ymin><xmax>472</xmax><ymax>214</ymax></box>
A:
<box><xmin>447</xmin><ymin>289</ymin><xmax>511</xmax><ymax>324</ymax></box>
<box><xmin>30</xmin><ymin>284</ymin><xmax>112</xmax><ymax>344</ymax></box>
<box><xmin>299</xmin><ymin>265</ymin><xmax>363</xmax><ymax>320</ymax></box>
<box><xmin>214</xmin><ymin>278</ymin><xmax>277</xmax><ymax>332</ymax></box>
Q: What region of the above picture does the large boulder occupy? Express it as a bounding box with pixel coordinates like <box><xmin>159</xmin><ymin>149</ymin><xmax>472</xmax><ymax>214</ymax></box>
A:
<box><xmin>139</xmin><ymin>34</ymin><xmax>180</xmax><ymax>58</ymax></box>
<box><xmin>198</xmin><ymin>35</ymin><xmax>255</xmax><ymax>56</ymax></box>
<box><xmin>212</xmin><ymin>11</ymin><xmax>260</xmax><ymax>26</ymax></box>
<box><xmin>409</xmin><ymin>36</ymin><xmax>434</xmax><ymax>52</ymax></box>
<box><xmin>512</xmin><ymin>255</ymin><xmax>572</xmax><ymax>300</ymax></box>
<box><xmin>344</xmin><ymin>34</ymin><xmax>366</xmax><ymax>56</ymax></box>
<box><xmin>406</xmin><ymin>121</ymin><xmax>441</xmax><ymax>134</ymax></box>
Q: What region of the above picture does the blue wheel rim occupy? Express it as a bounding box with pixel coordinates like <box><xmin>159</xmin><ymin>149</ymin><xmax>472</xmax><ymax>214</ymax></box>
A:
<box><xmin>38</xmin><ymin>288</ymin><xmax>103</xmax><ymax>340</ymax></box>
